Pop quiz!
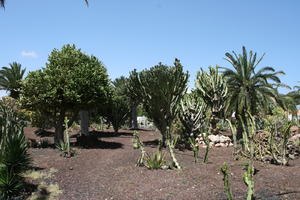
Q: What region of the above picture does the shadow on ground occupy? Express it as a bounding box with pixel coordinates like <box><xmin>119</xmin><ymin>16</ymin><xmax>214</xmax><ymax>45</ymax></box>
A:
<box><xmin>75</xmin><ymin>134</ymin><xmax>123</xmax><ymax>149</ymax></box>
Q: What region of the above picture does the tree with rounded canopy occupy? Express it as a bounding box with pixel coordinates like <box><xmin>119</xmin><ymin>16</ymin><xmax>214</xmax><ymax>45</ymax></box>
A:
<box><xmin>134</xmin><ymin>59</ymin><xmax>189</xmax><ymax>145</ymax></box>
<box><xmin>0</xmin><ymin>62</ymin><xmax>26</xmax><ymax>99</ymax></box>
<box><xmin>21</xmin><ymin>44</ymin><xmax>110</xmax><ymax>143</ymax></box>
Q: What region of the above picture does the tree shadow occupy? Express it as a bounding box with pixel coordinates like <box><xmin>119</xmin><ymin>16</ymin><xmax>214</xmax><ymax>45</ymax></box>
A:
<box><xmin>75</xmin><ymin>134</ymin><xmax>123</xmax><ymax>149</ymax></box>
<box><xmin>254</xmin><ymin>189</ymin><xmax>300</xmax><ymax>200</ymax></box>
<box><xmin>143</xmin><ymin>139</ymin><xmax>159</xmax><ymax>148</ymax></box>
<box><xmin>89</xmin><ymin>130</ymin><xmax>133</xmax><ymax>138</ymax></box>
<box><xmin>34</xmin><ymin>129</ymin><xmax>55</xmax><ymax>137</ymax></box>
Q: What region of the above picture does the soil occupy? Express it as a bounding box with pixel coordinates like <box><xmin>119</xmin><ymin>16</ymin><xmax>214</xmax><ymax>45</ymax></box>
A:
<box><xmin>25</xmin><ymin>127</ymin><xmax>300</xmax><ymax>200</ymax></box>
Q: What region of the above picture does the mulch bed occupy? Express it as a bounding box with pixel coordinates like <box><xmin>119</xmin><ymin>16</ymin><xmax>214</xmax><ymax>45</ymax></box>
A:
<box><xmin>25</xmin><ymin>128</ymin><xmax>300</xmax><ymax>200</ymax></box>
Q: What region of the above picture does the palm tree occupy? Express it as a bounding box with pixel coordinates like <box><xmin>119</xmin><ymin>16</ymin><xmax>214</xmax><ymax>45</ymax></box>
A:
<box><xmin>0</xmin><ymin>0</ymin><xmax>4</xmax><ymax>8</ymax></box>
<box><xmin>222</xmin><ymin>46</ymin><xmax>285</xmax><ymax>118</ymax></box>
<box><xmin>0</xmin><ymin>62</ymin><xmax>26</xmax><ymax>99</ymax></box>
<box><xmin>1</xmin><ymin>0</ymin><xmax>88</xmax><ymax>8</ymax></box>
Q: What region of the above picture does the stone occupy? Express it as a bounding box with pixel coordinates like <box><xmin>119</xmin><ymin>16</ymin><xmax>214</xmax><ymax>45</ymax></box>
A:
<box><xmin>208</xmin><ymin>135</ymin><xmax>220</xmax><ymax>143</ymax></box>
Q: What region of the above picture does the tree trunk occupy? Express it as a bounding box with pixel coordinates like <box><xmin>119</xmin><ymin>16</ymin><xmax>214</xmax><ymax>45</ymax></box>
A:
<box><xmin>131</xmin><ymin>103</ymin><xmax>138</xmax><ymax>129</ymax></box>
<box><xmin>80</xmin><ymin>110</ymin><xmax>89</xmax><ymax>135</ymax></box>
<box><xmin>54</xmin><ymin>110</ymin><xmax>65</xmax><ymax>144</ymax></box>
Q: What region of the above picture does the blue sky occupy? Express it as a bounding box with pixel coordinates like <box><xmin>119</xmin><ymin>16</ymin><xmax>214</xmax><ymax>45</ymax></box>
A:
<box><xmin>0</xmin><ymin>0</ymin><xmax>299</xmax><ymax>96</ymax></box>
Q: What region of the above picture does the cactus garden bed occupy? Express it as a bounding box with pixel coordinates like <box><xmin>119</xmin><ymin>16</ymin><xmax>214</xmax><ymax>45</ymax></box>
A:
<box><xmin>25</xmin><ymin>128</ymin><xmax>300</xmax><ymax>200</ymax></box>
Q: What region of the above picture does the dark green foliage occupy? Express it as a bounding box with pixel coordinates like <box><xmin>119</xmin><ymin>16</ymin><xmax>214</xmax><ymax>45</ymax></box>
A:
<box><xmin>220</xmin><ymin>162</ymin><xmax>233</xmax><ymax>200</ymax></box>
<box><xmin>0</xmin><ymin>62</ymin><xmax>26</xmax><ymax>99</ymax></box>
<box><xmin>222</xmin><ymin>46</ymin><xmax>284</xmax><ymax>118</ymax></box>
<box><xmin>127</xmin><ymin>70</ymin><xmax>143</xmax><ymax>129</ymax></box>
<box><xmin>102</xmin><ymin>95</ymin><xmax>130</xmax><ymax>132</ymax></box>
<box><xmin>100</xmin><ymin>77</ymin><xmax>131</xmax><ymax>132</ymax></box>
<box><xmin>21</xmin><ymin>44</ymin><xmax>110</xmax><ymax>143</ymax></box>
<box><xmin>133</xmin><ymin>59</ymin><xmax>189</xmax><ymax>144</ymax></box>
<box><xmin>0</xmin><ymin>104</ymin><xmax>31</xmax><ymax>199</ymax></box>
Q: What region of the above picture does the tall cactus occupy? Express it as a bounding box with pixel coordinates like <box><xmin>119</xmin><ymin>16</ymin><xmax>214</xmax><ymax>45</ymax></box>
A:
<box><xmin>134</xmin><ymin>59</ymin><xmax>189</xmax><ymax>145</ymax></box>
<box><xmin>243</xmin><ymin>162</ymin><xmax>255</xmax><ymax>200</ymax></box>
<box><xmin>195</xmin><ymin>66</ymin><xmax>228</xmax><ymax>134</ymax></box>
<box><xmin>220</xmin><ymin>162</ymin><xmax>233</xmax><ymax>200</ymax></box>
<box><xmin>132</xmin><ymin>131</ymin><xmax>146</xmax><ymax>166</ymax></box>
<box><xmin>179</xmin><ymin>92</ymin><xmax>207</xmax><ymax>139</ymax></box>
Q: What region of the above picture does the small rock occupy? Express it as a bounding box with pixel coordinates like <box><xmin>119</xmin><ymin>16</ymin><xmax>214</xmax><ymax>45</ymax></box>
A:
<box><xmin>215</xmin><ymin>143</ymin><xmax>222</xmax><ymax>147</ymax></box>
<box><xmin>208</xmin><ymin>135</ymin><xmax>220</xmax><ymax>143</ymax></box>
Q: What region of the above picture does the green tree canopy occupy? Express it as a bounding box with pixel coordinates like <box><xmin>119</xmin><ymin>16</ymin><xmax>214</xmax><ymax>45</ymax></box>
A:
<box><xmin>21</xmin><ymin>44</ymin><xmax>110</xmax><ymax>143</ymax></box>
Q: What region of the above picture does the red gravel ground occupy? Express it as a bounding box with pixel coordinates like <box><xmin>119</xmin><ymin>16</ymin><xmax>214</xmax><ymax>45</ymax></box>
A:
<box><xmin>25</xmin><ymin>128</ymin><xmax>300</xmax><ymax>200</ymax></box>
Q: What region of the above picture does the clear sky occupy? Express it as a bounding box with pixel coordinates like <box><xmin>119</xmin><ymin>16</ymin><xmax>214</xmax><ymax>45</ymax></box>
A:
<box><xmin>0</xmin><ymin>0</ymin><xmax>299</xmax><ymax>96</ymax></box>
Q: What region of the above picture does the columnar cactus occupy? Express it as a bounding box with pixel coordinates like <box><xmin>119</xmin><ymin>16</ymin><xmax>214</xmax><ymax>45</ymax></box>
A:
<box><xmin>132</xmin><ymin>131</ymin><xmax>146</xmax><ymax>166</ymax></box>
<box><xmin>220</xmin><ymin>162</ymin><xmax>233</xmax><ymax>200</ymax></box>
<box><xmin>179</xmin><ymin>92</ymin><xmax>207</xmax><ymax>139</ymax></box>
<box><xmin>166</xmin><ymin>128</ymin><xmax>181</xmax><ymax>169</ymax></box>
<box><xmin>134</xmin><ymin>59</ymin><xmax>189</xmax><ymax>145</ymax></box>
<box><xmin>189</xmin><ymin>137</ymin><xmax>200</xmax><ymax>163</ymax></box>
<box><xmin>196</xmin><ymin>66</ymin><xmax>228</xmax><ymax>134</ymax></box>
<box><xmin>243</xmin><ymin>162</ymin><xmax>255</xmax><ymax>200</ymax></box>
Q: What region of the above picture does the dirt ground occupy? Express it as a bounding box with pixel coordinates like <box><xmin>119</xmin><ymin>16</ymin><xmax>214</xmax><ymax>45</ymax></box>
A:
<box><xmin>25</xmin><ymin>127</ymin><xmax>300</xmax><ymax>200</ymax></box>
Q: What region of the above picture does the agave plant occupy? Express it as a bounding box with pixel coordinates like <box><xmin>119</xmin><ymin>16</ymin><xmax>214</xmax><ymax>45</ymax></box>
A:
<box><xmin>0</xmin><ymin>103</ymin><xmax>31</xmax><ymax>199</ymax></box>
<box><xmin>145</xmin><ymin>150</ymin><xmax>166</xmax><ymax>170</ymax></box>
